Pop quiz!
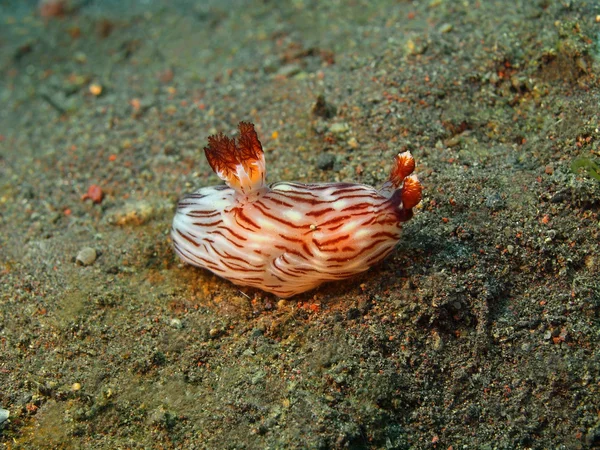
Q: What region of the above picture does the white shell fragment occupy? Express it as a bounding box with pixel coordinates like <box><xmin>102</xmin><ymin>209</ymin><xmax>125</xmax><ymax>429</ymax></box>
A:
<box><xmin>0</xmin><ymin>408</ymin><xmax>9</xmax><ymax>426</ymax></box>
<box><xmin>76</xmin><ymin>247</ymin><xmax>97</xmax><ymax>266</ymax></box>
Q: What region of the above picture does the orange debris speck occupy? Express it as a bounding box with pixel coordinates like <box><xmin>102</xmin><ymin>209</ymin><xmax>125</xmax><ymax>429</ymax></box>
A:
<box><xmin>68</xmin><ymin>26</ymin><xmax>81</xmax><ymax>39</ymax></box>
<box><xmin>308</xmin><ymin>303</ymin><xmax>320</xmax><ymax>313</ymax></box>
<box><xmin>108</xmin><ymin>154</ymin><xmax>117</xmax><ymax>162</ymax></box>
<box><xmin>271</xmin><ymin>131</ymin><xmax>279</xmax><ymax>140</ymax></box>
<box><xmin>81</xmin><ymin>184</ymin><xmax>104</xmax><ymax>204</ymax></box>
<box><xmin>26</xmin><ymin>403</ymin><xmax>38</xmax><ymax>413</ymax></box>
<box><xmin>39</xmin><ymin>0</ymin><xmax>66</xmax><ymax>18</ymax></box>
<box><xmin>89</xmin><ymin>83</ymin><xmax>103</xmax><ymax>96</ymax></box>
<box><xmin>158</xmin><ymin>68</ymin><xmax>174</xmax><ymax>83</ymax></box>
<box><xmin>130</xmin><ymin>98</ymin><xmax>141</xmax><ymax>112</ymax></box>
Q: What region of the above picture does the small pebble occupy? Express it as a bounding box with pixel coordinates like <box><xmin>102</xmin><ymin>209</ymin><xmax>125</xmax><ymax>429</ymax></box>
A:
<box><xmin>73</xmin><ymin>51</ymin><xmax>87</xmax><ymax>64</ymax></box>
<box><xmin>169</xmin><ymin>318</ymin><xmax>183</xmax><ymax>329</ymax></box>
<box><xmin>485</xmin><ymin>192</ymin><xmax>505</xmax><ymax>210</ymax></box>
<box><xmin>311</xmin><ymin>94</ymin><xmax>336</xmax><ymax>119</ymax></box>
<box><xmin>438</xmin><ymin>23</ymin><xmax>453</xmax><ymax>33</ymax></box>
<box><xmin>431</xmin><ymin>331</ymin><xmax>444</xmax><ymax>350</ymax></box>
<box><xmin>405</xmin><ymin>38</ymin><xmax>428</xmax><ymax>56</ymax></box>
<box><xmin>88</xmin><ymin>84</ymin><xmax>103</xmax><ymax>96</ymax></box>
<box><xmin>575</xmin><ymin>57</ymin><xmax>587</xmax><ymax>73</ymax></box>
<box><xmin>0</xmin><ymin>408</ymin><xmax>9</xmax><ymax>425</ymax></box>
<box><xmin>328</xmin><ymin>122</ymin><xmax>350</xmax><ymax>134</ymax></box>
<box><xmin>275</xmin><ymin>64</ymin><xmax>301</xmax><ymax>78</ymax></box>
<box><xmin>316</xmin><ymin>153</ymin><xmax>336</xmax><ymax>171</ymax></box>
<box><xmin>107</xmin><ymin>200</ymin><xmax>163</xmax><ymax>226</ymax></box>
<box><xmin>76</xmin><ymin>247</ymin><xmax>97</xmax><ymax>266</ymax></box>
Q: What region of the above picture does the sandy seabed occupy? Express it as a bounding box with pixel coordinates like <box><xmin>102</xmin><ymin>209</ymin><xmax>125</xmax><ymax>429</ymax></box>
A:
<box><xmin>1</xmin><ymin>0</ymin><xmax>599</xmax><ymax>448</ymax></box>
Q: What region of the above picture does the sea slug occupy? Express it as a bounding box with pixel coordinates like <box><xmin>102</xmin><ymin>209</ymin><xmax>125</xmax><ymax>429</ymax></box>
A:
<box><xmin>171</xmin><ymin>122</ymin><xmax>422</xmax><ymax>298</ymax></box>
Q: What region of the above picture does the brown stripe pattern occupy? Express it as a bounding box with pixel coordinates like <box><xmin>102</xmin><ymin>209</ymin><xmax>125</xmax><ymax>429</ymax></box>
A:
<box><xmin>171</xmin><ymin>122</ymin><xmax>421</xmax><ymax>298</ymax></box>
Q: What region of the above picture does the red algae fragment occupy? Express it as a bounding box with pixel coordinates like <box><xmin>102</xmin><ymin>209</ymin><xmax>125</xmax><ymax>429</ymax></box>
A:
<box><xmin>38</xmin><ymin>0</ymin><xmax>67</xmax><ymax>18</ymax></box>
<box><xmin>81</xmin><ymin>184</ymin><xmax>104</xmax><ymax>204</ymax></box>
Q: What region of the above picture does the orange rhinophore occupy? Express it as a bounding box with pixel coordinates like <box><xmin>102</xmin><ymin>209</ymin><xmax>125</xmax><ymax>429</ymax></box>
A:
<box><xmin>172</xmin><ymin>122</ymin><xmax>422</xmax><ymax>298</ymax></box>
<box><xmin>389</xmin><ymin>151</ymin><xmax>416</xmax><ymax>188</ymax></box>
<box><xmin>203</xmin><ymin>122</ymin><xmax>266</xmax><ymax>195</ymax></box>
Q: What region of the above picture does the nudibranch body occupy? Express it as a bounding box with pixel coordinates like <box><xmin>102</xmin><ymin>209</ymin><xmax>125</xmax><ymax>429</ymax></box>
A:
<box><xmin>172</xmin><ymin>122</ymin><xmax>422</xmax><ymax>298</ymax></box>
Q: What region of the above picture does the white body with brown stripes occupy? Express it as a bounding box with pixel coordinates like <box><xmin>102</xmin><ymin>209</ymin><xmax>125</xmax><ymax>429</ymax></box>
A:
<box><xmin>172</xmin><ymin>122</ymin><xmax>422</xmax><ymax>298</ymax></box>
